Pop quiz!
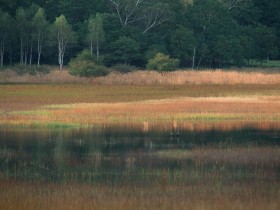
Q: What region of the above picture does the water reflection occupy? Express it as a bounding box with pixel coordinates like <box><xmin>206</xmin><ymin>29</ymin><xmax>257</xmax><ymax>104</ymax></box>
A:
<box><xmin>0</xmin><ymin>126</ymin><xmax>279</xmax><ymax>183</ymax></box>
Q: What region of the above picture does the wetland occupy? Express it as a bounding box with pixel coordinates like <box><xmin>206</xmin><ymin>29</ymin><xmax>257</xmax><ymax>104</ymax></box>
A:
<box><xmin>0</xmin><ymin>83</ymin><xmax>279</xmax><ymax>210</ymax></box>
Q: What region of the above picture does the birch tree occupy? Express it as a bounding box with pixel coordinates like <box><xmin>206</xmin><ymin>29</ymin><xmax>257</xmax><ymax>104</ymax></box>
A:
<box><xmin>16</xmin><ymin>7</ymin><xmax>29</xmax><ymax>65</ymax></box>
<box><xmin>0</xmin><ymin>10</ymin><xmax>11</xmax><ymax>67</ymax></box>
<box><xmin>87</xmin><ymin>13</ymin><xmax>105</xmax><ymax>60</ymax></box>
<box><xmin>33</xmin><ymin>8</ymin><xmax>49</xmax><ymax>66</ymax></box>
<box><xmin>53</xmin><ymin>15</ymin><xmax>76</xmax><ymax>70</ymax></box>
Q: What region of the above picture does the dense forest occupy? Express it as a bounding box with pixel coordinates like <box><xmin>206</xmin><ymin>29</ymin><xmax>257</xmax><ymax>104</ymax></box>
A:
<box><xmin>0</xmin><ymin>0</ymin><xmax>279</xmax><ymax>72</ymax></box>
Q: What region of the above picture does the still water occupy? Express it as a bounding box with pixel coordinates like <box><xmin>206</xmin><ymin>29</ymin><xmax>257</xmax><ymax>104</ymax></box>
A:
<box><xmin>0</xmin><ymin>126</ymin><xmax>279</xmax><ymax>184</ymax></box>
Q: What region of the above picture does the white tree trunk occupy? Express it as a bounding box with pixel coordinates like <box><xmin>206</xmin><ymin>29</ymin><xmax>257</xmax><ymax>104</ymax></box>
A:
<box><xmin>96</xmin><ymin>39</ymin><xmax>99</xmax><ymax>60</ymax></box>
<box><xmin>192</xmin><ymin>47</ymin><xmax>196</xmax><ymax>69</ymax></box>
<box><xmin>57</xmin><ymin>32</ymin><xmax>64</xmax><ymax>70</ymax></box>
<box><xmin>0</xmin><ymin>39</ymin><xmax>4</xmax><ymax>67</ymax></box>
<box><xmin>37</xmin><ymin>32</ymin><xmax>42</xmax><ymax>67</ymax></box>
<box><xmin>24</xmin><ymin>39</ymin><xmax>29</xmax><ymax>66</ymax></box>
<box><xmin>20</xmin><ymin>38</ymin><xmax>24</xmax><ymax>64</ymax></box>
<box><xmin>90</xmin><ymin>38</ymin><xmax>93</xmax><ymax>55</ymax></box>
<box><xmin>29</xmin><ymin>41</ymin><xmax>33</xmax><ymax>66</ymax></box>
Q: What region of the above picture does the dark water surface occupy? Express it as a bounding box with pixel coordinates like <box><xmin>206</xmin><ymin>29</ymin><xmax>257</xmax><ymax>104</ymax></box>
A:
<box><xmin>0</xmin><ymin>126</ymin><xmax>279</xmax><ymax>184</ymax></box>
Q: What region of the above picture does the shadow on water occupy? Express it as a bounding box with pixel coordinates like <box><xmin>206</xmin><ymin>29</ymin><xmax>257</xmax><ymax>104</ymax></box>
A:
<box><xmin>0</xmin><ymin>125</ymin><xmax>279</xmax><ymax>184</ymax></box>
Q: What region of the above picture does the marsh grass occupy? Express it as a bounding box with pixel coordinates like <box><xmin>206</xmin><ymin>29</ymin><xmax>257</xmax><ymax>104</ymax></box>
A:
<box><xmin>1</xmin><ymin>68</ymin><xmax>280</xmax><ymax>85</ymax></box>
<box><xmin>1</xmin><ymin>95</ymin><xmax>280</xmax><ymax>128</ymax></box>
<box><xmin>1</xmin><ymin>84</ymin><xmax>280</xmax><ymax>110</ymax></box>
<box><xmin>0</xmin><ymin>177</ymin><xmax>279</xmax><ymax>210</ymax></box>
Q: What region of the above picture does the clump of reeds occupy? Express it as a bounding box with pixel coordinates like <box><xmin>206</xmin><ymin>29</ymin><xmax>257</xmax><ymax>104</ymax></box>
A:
<box><xmin>92</xmin><ymin>69</ymin><xmax>280</xmax><ymax>85</ymax></box>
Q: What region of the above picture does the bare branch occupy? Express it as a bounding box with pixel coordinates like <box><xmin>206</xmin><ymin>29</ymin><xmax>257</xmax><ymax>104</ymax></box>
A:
<box><xmin>228</xmin><ymin>0</ymin><xmax>240</xmax><ymax>10</ymax></box>
<box><xmin>142</xmin><ymin>3</ymin><xmax>169</xmax><ymax>34</ymax></box>
<box><xmin>220</xmin><ymin>0</ymin><xmax>242</xmax><ymax>11</ymax></box>
<box><xmin>109</xmin><ymin>0</ymin><xmax>144</xmax><ymax>26</ymax></box>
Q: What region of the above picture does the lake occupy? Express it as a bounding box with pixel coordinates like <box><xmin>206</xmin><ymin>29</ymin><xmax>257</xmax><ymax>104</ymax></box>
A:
<box><xmin>1</xmin><ymin>125</ymin><xmax>279</xmax><ymax>185</ymax></box>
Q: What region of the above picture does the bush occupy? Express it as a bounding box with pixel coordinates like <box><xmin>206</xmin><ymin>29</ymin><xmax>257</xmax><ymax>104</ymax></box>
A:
<box><xmin>111</xmin><ymin>63</ymin><xmax>137</xmax><ymax>73</ymax></box>
<box><xmin>12</xmin><ymin>64</ymin><xmax>51</xmax><ymax>76</ymax></box>
<box><xmin>36</xmin><ymin>65</ymin><xmax>51</xmax><ymax>75</ymax></box>
<box><xmin>68</xmin><ymin>51</ymin><xmax>109</xmax><ymax>77</ymax></box>
<box><xmin>146</xmin><ymin>53</ymin><xmax>179</xmax><ymax>72</ymax></box>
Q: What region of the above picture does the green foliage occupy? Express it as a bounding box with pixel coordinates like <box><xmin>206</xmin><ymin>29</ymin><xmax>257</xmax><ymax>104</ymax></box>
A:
<box><xmin>145</xmin><ymin>44</ymin><xmax>168</xmax><ymax>60</ymax></box>
<box><xmin>253</xmin><ymin>25</ymin><xmax>278</xmax><ymax>63</ymax></box>
<box><xmin>0</xmin><ymin>0</ymin><xmax>280</xmax><ymax>69</ymax></box>
<box><xmin>111</xmin><ymin>63</ymin><xmax>137</xmax><ymax>73</ymax></box>
<box><xmin>110</xmin><ymin>36</ymin><xmax>140</xmax><ymax>65</ymax></box>
<box><xmin>147</xmin><ymin>53</ymin><xmax>179</xmax><ymax>72</ymax></box>
<box><xmin>68</xmin><ymin>50</ymin><xmax>109</xmax><ymax>77</ymax></box>
<box><xmin>169</xmin><ymin>26</ymin><xmax>195</xmax><ymax>66</ymax></box>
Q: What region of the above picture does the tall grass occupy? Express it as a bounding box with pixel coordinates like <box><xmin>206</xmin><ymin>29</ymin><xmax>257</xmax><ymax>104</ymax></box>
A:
<box><xmin>1</xmin><ymin>68</ymin><xmax>280</xmax><ymax>85</ymax></box>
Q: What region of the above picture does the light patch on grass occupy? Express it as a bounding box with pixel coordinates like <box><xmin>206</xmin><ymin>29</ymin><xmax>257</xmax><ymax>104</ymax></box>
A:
<box><xmin>11</xmin><ymin>110</ymin><xmax>50</xmax><ymax>116</ymax></box>
<box><xmin>1</xmin><ymin>96</ymin><xmax>280</xmax><ymax>127</ymax></box>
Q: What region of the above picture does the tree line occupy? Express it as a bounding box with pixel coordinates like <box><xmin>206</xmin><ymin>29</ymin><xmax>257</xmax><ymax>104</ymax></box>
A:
<box><xmin>0</xmin><ymin>0</ymin><xmax>279</xmax><ymax>70</ymax></box>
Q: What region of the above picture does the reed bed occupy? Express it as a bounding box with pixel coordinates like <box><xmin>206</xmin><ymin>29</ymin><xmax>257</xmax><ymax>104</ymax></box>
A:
<box><xmin>1</xmin><ymin>69</ymin><xmax>280</xmax><ymax>85</ymax></box>
<box><xmin>93</xmin><ymin>69</ymin><xmax>280</xmax><ymax>85</ymax></box>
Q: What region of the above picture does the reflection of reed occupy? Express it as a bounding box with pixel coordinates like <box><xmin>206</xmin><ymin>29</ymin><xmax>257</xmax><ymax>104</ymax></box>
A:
<box><xmin>169</xmin><ymin>117</ymin><xmax>180</xmax><ymax>138</ymax></box>
<box><xmin>125</xmin><ymin>155</ymin><xmax>135</xmax><ymax>169</ymax></box>
<box><xmin>143</xmin><ymin>121</ymin><xmax>149</xmax><ymax>133</ymax></box>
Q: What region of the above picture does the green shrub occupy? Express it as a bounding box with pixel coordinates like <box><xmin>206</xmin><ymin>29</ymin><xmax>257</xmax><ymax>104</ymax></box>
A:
<box><xmin>147</xmin><ymin>53</ymin><xmax>179</xmax><ymax>72</ymax></box>
<box><xmin>68</xmin><ymin>51</ymin><xmax>109</xmax><ymax>77</ymax></box>
<box><xmin>75</xmin><ymin>49</ymin><xmax>104</xmax><ymax>65</ymax></box>
<box><xmin>111</xmin><ymin>63</ymin><xmax>137</xmax><ymax>73</ymax></box>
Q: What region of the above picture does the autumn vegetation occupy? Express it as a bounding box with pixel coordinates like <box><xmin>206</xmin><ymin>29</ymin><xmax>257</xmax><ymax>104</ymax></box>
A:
<box><xmin>1</xmin><ymin>1</ymin><xmax>280</xmax><ymax>209</ymax></box>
